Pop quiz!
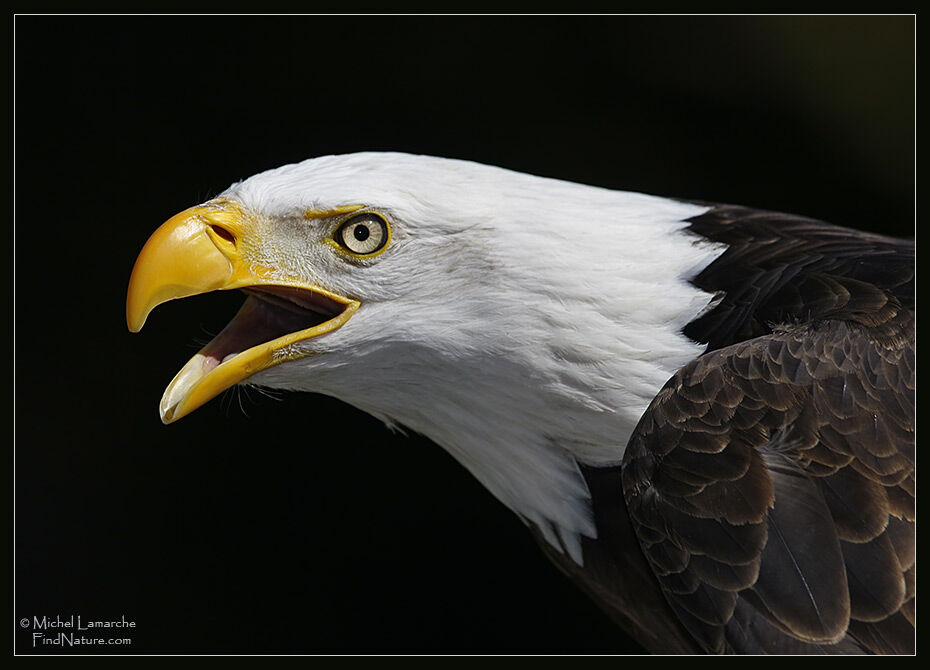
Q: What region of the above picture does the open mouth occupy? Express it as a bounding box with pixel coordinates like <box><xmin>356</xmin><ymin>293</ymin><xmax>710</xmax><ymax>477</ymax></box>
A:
<box><xmin>126</xmin><ymin>200</ymin><xmax>360</xmax><ymax>423</ymax></box>
<box><xmin>158</xmin><ymin>285</ymin><xmax>358</xmax><ymax>424</ymax></box>
<box><xmin>198</xmin><ymin>286</ymin><xmax>347</xmax><ymax>375</ymax></box>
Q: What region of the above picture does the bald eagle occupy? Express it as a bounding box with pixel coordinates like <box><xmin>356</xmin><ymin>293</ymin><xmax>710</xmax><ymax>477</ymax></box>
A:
<box><xmin>127</xmin><ymin>153</ymin><xmax>914</xmax><ymax>654</ymax></box>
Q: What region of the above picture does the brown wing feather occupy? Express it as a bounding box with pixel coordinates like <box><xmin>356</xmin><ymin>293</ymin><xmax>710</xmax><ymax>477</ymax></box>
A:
<box><xmin>621</xmin><ymin>315</ymin><xmax>914</xmax><ymax>654</ymax></box>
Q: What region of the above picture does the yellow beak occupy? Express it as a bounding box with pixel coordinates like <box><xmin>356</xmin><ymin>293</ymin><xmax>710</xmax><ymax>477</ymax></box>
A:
<box><xmin>127</xmin><ymin>199</ymin><xmax>358</xmax><ymax>424</ymax></box>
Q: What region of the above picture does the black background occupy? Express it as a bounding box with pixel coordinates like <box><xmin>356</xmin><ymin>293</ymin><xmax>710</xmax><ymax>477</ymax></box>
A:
<box><xmin>14</xmin><ymin>15</ymin><xmax>914</xmax><ymax>654</ymax></box>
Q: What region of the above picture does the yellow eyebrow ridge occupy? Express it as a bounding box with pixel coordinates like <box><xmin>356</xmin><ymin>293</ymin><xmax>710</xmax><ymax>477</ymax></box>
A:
<box><xmin>303</xmin><ymin>204</ymin><xmax>366</xmax><ymax>220</ymax></box>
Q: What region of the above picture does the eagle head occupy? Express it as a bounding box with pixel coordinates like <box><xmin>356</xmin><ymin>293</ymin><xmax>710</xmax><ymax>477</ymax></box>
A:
<box><xmin>127</xmin><ymin>152</ymin><xmax>719</xmax><ymax>561</ymax></box>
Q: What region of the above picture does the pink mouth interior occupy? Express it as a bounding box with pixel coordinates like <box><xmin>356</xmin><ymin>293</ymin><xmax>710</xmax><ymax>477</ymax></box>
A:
<box><xmin>199</xmin><ymin>286</ymin><xmax>345</xmax><ymax>374</ymax></box>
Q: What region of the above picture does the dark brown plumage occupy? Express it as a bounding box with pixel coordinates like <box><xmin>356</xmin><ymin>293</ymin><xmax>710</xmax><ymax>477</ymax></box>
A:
<box><xmin>540</xmin><ymin>205</ymin><xmax>914</xmax><ymax>654</ymax></box>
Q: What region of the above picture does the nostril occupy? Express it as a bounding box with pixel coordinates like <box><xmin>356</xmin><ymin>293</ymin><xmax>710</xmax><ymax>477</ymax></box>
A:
<box><xmin>210</xmin><ymin>224</ymin><xmax>236</xmax><ymax>245</ymax></box>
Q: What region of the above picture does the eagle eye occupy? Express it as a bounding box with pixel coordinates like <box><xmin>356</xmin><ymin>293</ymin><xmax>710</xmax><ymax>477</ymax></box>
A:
<box><xmin>335</xmin><ymin>213</ymin><xmax>389</xmax><ymax>256</ymax></box>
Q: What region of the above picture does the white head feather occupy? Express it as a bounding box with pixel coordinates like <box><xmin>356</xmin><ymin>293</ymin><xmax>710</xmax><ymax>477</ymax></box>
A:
<box><xmin>220</xmin><ymin>153</ymin><xmax>722</xmax><ymax>563</ymax></box>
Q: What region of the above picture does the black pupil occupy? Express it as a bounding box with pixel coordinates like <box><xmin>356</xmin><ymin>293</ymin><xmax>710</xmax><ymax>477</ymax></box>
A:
<box><xmin>353</xmin><ymin>224</ymin><xmax>370</xmax><ymax>242</ymax></box>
